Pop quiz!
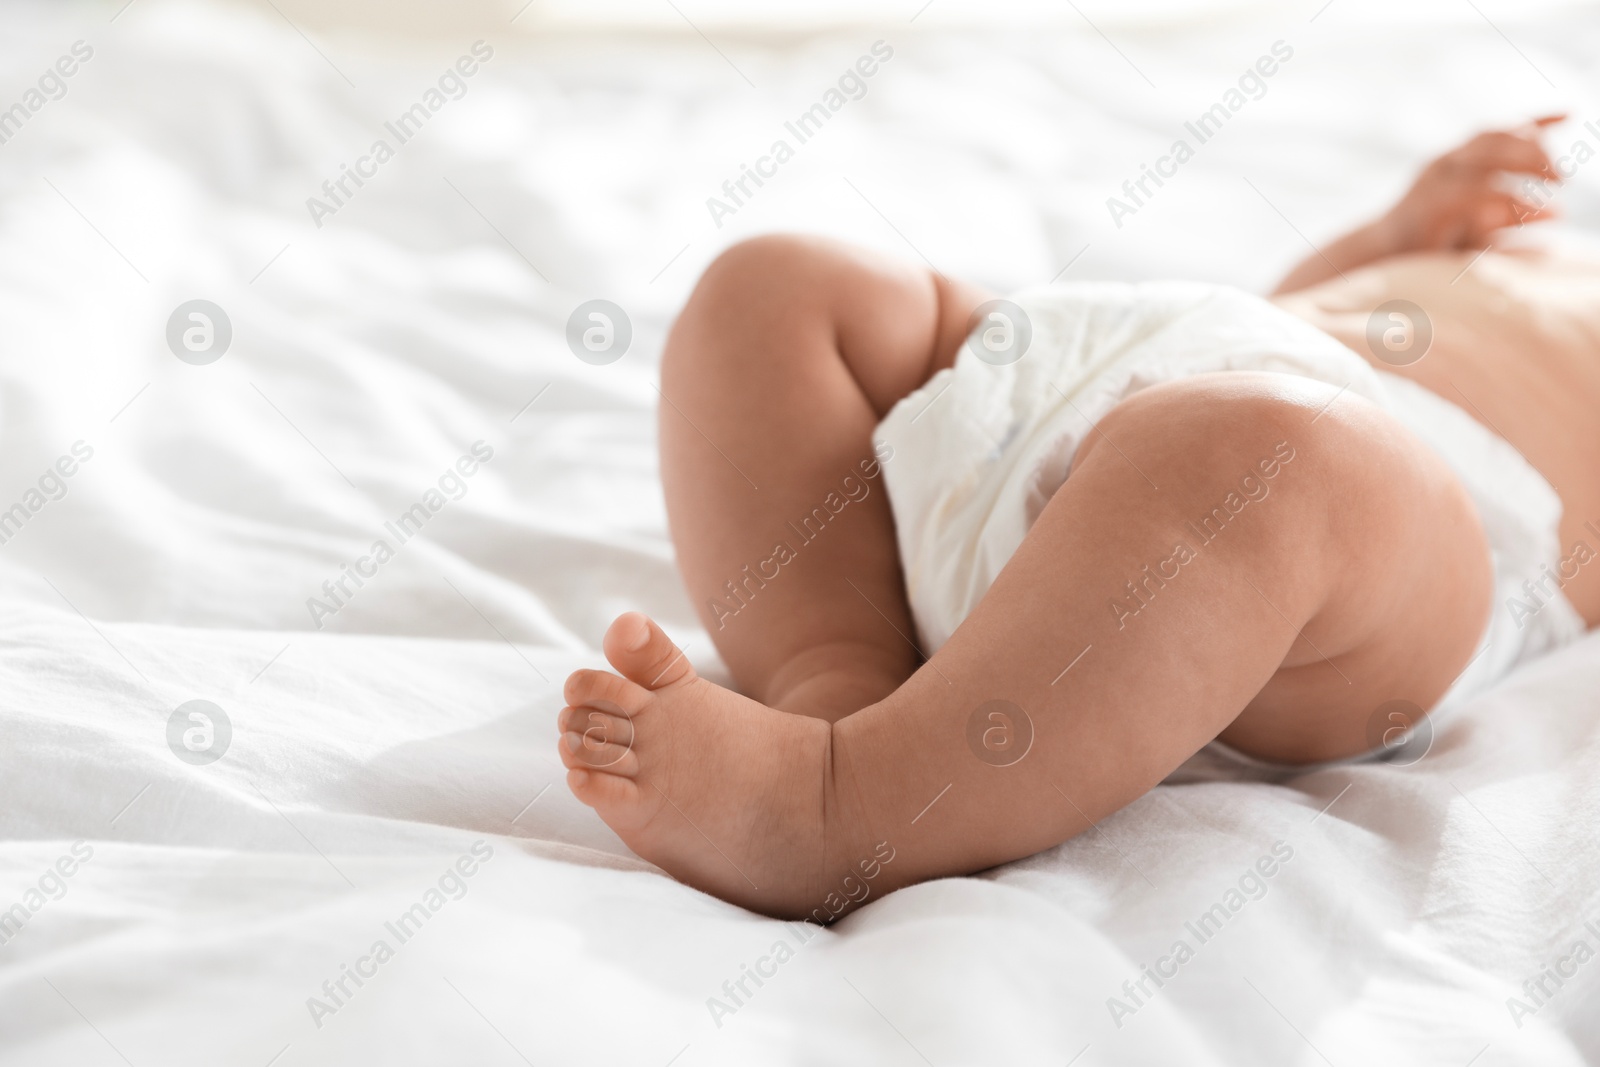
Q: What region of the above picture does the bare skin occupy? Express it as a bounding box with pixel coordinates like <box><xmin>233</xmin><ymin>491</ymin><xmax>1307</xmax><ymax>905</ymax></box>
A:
<box><xmin>558</xmin><ymin>118</ymin><xmax>1597</xmax><ymax>920</ymax></box>
<box><xmin>1273</xmin><ymin>113</ymin><xmax>1600</xmax><ymax>620</ymax></box>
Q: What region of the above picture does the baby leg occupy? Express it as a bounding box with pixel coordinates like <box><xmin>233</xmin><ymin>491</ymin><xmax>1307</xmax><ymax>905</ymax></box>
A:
<box><xmin>659</xmin><ymin>234</ymin><xmax>988</xmax><ymax>721</ymax></box>
<box><xmin>563</xmin><ymin>373</ymin><xmax>1492</xmax><ymax>918</ymax></box>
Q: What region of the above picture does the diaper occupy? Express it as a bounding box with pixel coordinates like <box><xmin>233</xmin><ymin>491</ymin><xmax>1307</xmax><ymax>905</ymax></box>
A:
<box><xmin>872</xmin><ymin>281</ymin><xmax>1586</xmax><ymax>778</ymax></box>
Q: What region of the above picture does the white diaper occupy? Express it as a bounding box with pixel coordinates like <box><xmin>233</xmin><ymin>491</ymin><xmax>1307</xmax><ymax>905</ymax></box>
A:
<box><xmin>873</xmin><ymin>281</ymin><xmax>1586</xmax><ymax>777</ymax></box>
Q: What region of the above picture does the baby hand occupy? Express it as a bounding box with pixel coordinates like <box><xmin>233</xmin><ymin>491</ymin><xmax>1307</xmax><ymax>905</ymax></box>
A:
<box><xmin>1378</xmin><ymin>114</ymin><xmax>1565</xmax><ymax>253</ymax></box>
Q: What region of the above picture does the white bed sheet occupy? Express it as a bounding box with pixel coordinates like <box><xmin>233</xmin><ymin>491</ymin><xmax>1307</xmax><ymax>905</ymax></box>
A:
<box><xmin>2</xmin><ymin>1</ymin><xmax>1600</xmax><ymax>1063</ymax></box>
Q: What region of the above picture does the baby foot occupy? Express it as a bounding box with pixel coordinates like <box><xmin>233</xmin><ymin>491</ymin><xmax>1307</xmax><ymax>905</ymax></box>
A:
<box><xmin>558</xmin><ymin>613</ymin><xmax>840</xmax><ymax>918</ymax></box>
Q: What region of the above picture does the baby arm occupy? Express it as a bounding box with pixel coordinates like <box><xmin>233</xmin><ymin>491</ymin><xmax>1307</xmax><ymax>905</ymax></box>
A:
<box><xmin>1273</xmin><ymin>114</ymin><xmax>1564</xmax><ymax>295</ymax></box>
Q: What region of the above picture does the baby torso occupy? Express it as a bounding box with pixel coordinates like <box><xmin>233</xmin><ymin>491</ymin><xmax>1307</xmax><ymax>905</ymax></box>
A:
<box><xmin>1274</xmin><ymin>249</ymin><xmax>1600</xmax><ymax>624</ymax></box>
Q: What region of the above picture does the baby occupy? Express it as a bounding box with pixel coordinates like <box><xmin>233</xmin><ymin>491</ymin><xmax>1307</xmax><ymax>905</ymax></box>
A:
<box><xmin>557</xmin><ymin>115</ymin><xmax>1600</xmax><ymax>921</ymax></box>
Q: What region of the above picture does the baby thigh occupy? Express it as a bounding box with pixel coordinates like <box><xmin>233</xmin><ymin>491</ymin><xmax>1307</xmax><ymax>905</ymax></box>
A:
<box><xmin>831</xmin><ymin>372</ymin><xmax>1493</xmax><ymax>887</ymax></box>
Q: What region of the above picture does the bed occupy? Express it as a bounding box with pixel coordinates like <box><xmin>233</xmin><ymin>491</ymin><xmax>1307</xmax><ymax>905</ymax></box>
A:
<box><xmin>3</xmin><ymin>0</ymin><xmax>1599</xmax><ymax>1062</ymax></box>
